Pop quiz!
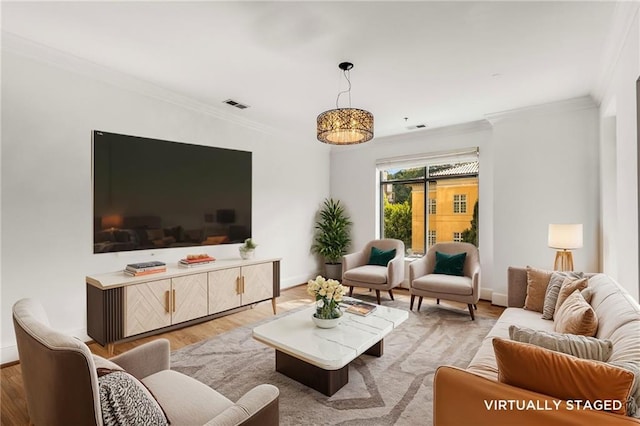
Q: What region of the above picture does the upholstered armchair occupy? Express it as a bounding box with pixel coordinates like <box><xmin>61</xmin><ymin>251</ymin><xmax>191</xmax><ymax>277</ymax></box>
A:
<box><xmin>12</xmin><ymin>298</ymin><xmax>279</xmax><ymax>426</ymax></box>
<box><xmin>409</xmin><ymin>242</ymin><xmax>480</xmax><ymax>320</ymax></box>
<box><xmin>342</xmin><ymin>239</ymin><xmax>405</xmax><ymax>305</ymax></box>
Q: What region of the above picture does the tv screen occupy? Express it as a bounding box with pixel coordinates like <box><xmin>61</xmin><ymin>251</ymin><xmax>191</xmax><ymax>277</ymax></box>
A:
<box><xmin>92</xmin><ymin>131</ymin><xmax>251</xmax><ymax>253</ymax></box>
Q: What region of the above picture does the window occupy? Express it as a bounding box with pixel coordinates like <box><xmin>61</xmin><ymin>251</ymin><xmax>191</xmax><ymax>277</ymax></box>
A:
<box><xmin>453</xmin><ymin>194</ymin><xmax>467</xmax><ymax>214</ymax></box>
<box><xmin>428</xmin><ymin>230</ymin><xmax>437</xmax><ymax>246</ymax></box>
<box><xmin>378</xmin><ymin>151</ymin><xmax>479</xmax><ymax>255</ymax></box>
<box><xmin>453</xmin><ymin>232</ymin><xmax>463</xmax><ymax>242</ymax></box>
<box><xmin>428</xmin><ymin>198</ymin><xmax>436</xmax><ymax>214</ymax></box>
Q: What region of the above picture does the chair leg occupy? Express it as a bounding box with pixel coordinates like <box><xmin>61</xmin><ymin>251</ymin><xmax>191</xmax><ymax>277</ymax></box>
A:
<box><xmin>388</xmin><ymin>290</ymin><xmax>394</xmax><ymax>301</ymax></box>
<box><xmin>410</xmin><ymin>294</ymin><xmax>415</xmax><ymax>310</ymax></box>
<box><xmin>468</xmin><ymin>304</ymin><xmax>475</xmax><ymax>321</ymax></box>
<box><xmin>349</xmin><ymin>286</ymin><xmax>353</xmax><ymax>297</ymax></box>
<box><xmin>474</xmin><ymin>304</ymin><xmax>478</xmax><ymax>310</ymax></box>
<box><xmin>375</xmin><ymin>290</ymin><xmax>381</xmax><ymax>305</ymax></box>
<box><xmin>417</xmin><ymin>297</ymin><xmax>423</xmax><ymax>311</ymax></box>
<box><xmin>436</xmin><ymin>299</ymin><xmax>440</xmax><ymax>305</ymax></box>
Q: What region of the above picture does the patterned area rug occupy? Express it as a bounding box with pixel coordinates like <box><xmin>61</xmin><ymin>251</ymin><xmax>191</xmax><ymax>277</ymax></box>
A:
<box><xmin>171</xmin><ymin>296</ymin><xmax>496</xmax><ymax>425</ymax></box>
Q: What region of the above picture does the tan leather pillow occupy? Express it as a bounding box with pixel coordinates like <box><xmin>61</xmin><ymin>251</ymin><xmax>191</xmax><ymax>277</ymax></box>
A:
<box><xmin>555</xmin><ymin>276</ymin><xmax>588</xmax><ymax>313</ymax></box>
<box><xmin>554</xmin><ymin>289</ymin><xmax>598</xmax><ymax>336</ymax></box>
<box><xmin>524</xmin><ymin>266</ymin><xmax>553</xmax><ymax>313</ymax></box>
<box><xmin>493</xmin><ymin>337</ymin><xmax>634</xmax><ymax>415</ymax></box>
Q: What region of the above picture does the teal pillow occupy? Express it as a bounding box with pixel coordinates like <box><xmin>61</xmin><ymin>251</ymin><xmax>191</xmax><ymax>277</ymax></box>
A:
<box><xmin>433</xmin><ymin>251</ymin><xmax>466</xmax><ymax>276</ymax></box>
<box><xmin>368</xmin><ymin>247</ymin><xmax>397</xmax><ymax>266</ymax></box>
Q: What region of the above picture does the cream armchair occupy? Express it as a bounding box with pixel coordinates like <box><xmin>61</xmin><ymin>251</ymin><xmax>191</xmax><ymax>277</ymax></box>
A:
<box><xmin>409</xmin><ymin>242</ymin><xmax>480</xmax><ymax>320</ymax></box>
<box><xmin>12</xmin><ymin>298</ymin><xmax>279</xmax><ymax>426</ymax></box>
<box><xmin>342</xmin><ymin>239</ymin><xmax>405</xmax><ymax>305</ymax></box>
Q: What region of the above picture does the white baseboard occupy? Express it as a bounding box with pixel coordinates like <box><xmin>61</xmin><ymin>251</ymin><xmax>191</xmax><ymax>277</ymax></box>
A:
<box><xmin>1</xmin><ymin>345</ymin><xmax>19</xmax><ymax>365</ymax></box>
<box><xmin>492</xmin><ymin>292</ymin><xmax>508</xmax><ymax>307</ymax></box>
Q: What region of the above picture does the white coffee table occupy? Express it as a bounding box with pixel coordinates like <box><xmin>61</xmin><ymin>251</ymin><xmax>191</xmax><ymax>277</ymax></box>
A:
<box><xmin>252</xmin><ymin>301</ymin><xmax>408</xmax><ymax>395</ymax></box>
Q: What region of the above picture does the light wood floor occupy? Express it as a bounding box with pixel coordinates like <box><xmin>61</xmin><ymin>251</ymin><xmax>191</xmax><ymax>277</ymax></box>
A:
<box><xmin>1</xmin><ymin>285</ymin><xmax>504</xmax><ymax>426</ymax></box>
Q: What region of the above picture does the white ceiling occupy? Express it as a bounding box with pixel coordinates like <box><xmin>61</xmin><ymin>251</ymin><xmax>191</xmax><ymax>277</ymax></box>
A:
<box><xmin>1</xmin><ymin>1</ymin><xmax>620</xmax><ymax>140</ymax></box>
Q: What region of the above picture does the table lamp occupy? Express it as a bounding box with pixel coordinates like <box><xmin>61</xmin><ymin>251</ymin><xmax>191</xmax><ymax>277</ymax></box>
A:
<box><xmin>548</xmin><ymin>224</ymin><xmax>583</xmax><ymax>271</ymax></box>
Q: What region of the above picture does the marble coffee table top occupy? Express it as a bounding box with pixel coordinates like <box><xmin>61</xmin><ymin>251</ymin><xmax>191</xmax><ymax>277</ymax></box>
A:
<box><xmin>252</xmin><ymin>301</ymin><xmax>408</xmax><ymax>370</ymax></box>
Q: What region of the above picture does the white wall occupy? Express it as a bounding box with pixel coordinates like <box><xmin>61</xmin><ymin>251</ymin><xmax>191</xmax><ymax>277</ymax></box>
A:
<box><xmin>0</xmin><ymin>50</ymin><xmax>330</xmax><ymax>363</ymax></box>
<box><xmin>330</xmin><ymin>98</ymin><xmax>600</xmax><ymax>305</ymax></box>
<box><xmin>490</xmin><ymin>99</ymin><xmax>600</xmax><ymax>291</ymax></box>
<box><xmin>599</xmin><ymin>9</ymin><xmax>640</xmax><ymax>300</ymax></box>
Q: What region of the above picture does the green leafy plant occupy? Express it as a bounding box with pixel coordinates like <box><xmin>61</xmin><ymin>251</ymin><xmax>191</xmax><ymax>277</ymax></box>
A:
<box><xmin>241</xmin><ymin>238</ymin><xmax>257</xmax><ymax>250</ymax></box>
<box><xmin>312</xmin><ymin>198</ymin><xmax>352</xmax><ymax>264</ymax></box>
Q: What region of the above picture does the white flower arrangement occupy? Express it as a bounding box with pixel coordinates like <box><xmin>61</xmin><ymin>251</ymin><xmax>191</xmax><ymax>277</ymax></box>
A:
<box><xmin>307</xmin><ymin>275</ymin><xmax>346</xmax><ymax>319</ymax></box>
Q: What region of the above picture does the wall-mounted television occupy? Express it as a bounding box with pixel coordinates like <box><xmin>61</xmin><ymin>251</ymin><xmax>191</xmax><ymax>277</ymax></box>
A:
<box><xmin>92</xmin><ymin>131</ymin><xmax>251</xmax><ymax>254</ymax></box>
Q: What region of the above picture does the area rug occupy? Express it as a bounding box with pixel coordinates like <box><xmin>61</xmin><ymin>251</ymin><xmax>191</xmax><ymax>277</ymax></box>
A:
<box><xmin>171</xmin><ymin>297</ymin><xmax>496</xmax><ymax>425</ymax></box>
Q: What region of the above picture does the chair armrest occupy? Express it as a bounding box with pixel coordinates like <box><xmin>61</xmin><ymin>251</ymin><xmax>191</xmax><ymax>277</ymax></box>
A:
<box><xmin>342</xmin><ymin>251</ymin><xmax>367</xmax><ymax>274</ymax></box>
<box><xmin>204</xmin><ymin>384</ymin><xmax>279</xmax><ymax>426</ymax></box>
<box><xmin>388</xmin><ymin>254</ymin><xmax>405</xmax><ymax>287</ymax></box>
<box><xmin>409</xmin><ymin>257</ymin><xmax>429</xmax><ymax>287</ymax></box>
<box><xmin>434</xmin><ymin>366</ymin><xmax>640</xmax><ymax>425</ymax></box>
<box><xmin>471</xmin><ymin>264</ymin><xmax>481</xmax><ymax>300</ymax></box>
<box><xmin>110</xmin><ymin>339</ymin><xmax>170</xmax><ymax>379</ymax></box>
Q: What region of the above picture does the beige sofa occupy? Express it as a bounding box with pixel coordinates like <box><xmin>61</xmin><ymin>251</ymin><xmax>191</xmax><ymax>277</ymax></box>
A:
<box><xmin>13</xmin><ymin>298</ymin><xmax>279</xmax><ymax>426</ymax></box>
<box><xmin>434</xmin><ymin>267</ymin><xmax>640</xmax><ymax>425</ymax></box>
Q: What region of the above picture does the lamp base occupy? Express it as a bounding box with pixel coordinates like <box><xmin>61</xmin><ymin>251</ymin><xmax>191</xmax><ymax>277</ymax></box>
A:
<box><xmin>554</xmin><ymin>250</ymin><xmax>574</xmax><ymax>271</ymax></box>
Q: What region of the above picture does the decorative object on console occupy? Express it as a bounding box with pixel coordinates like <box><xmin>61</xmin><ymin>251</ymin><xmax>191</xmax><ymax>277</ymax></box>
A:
<box><xmin>307</xmin><ymin>275</ymin><xmax>346</xmax><ymax>328</ymax></box>
<box><xmin>548</xmin><ymin>223</ymin><xmax>583</xmax><ymax>271</ymax></box>
<box><xmin>317</xmin><ymin>62</ymin><xmax>374</xmax><ymax>145</ymax></box>
<box><xmin>179</xmin><ymin>254</ymin><xmax>216</xmax><ymax>268</ymax></box>
<box><xmin>312</xmin><ymin>198</ymin><xmax>352</xmax><ymax>280</ymax></box>
<box><xmin>124</xmin><ymin>261</ymin><xmax>167</xmax><ymax>276</ymax></box>
<box><xmin>239</xmin><ymin>238</ymin><xmax>257</xmax><ymax>260</ymax></box>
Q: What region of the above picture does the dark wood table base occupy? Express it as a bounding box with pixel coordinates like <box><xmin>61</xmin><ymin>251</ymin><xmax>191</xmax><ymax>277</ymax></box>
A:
<box><xmin>275</xmin><ymin>339</ymin><xmax>384</xmax><ymax>396</ymax></box>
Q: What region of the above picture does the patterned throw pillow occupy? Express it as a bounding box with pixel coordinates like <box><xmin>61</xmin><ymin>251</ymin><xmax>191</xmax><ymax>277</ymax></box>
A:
<box><xmin>524</xmin><ymin>266</ymin><xmax>553</xmax><ymax>313</ymax></box>
<box><xmin>554</xmin><ymin>289</ymin><xmax>598</xmax><ymax>336</ymax></box>
<box><xmin>508</xmin><ymin>325</ymin><xmax>612</xmax><ymax>361</ymax></box>
<box><xmin>541</xmin><ymin>271</ymin><xmax>584</xmax><ymax>320</ymax></box>
<box><xmin>98</xmin><ymin>370</ymin><xmax>168</xmax><ymax>426</ymax></box>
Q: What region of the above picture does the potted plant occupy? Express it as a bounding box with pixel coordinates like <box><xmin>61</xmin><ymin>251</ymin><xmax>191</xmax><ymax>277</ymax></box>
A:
<box><xmin>239</xmin><ymin>238</ymin><xmax>257</xmax><ymax>260</ymax></box>
<box><xmin>312</xmin><ymin>198</ymin><xmax>352</xmax><ymax>280</ymax></box>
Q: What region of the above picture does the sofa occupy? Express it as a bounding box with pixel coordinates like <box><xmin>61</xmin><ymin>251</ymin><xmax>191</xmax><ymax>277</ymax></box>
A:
<box><xmin>13</xmin><ymin>298</ymin><xmax>279</xmax><ymax>426</ymax></box>
<box><xmin>434</xmin><ymin>267</ymin><xmax>640</xmax><ymax>425</ymax></box>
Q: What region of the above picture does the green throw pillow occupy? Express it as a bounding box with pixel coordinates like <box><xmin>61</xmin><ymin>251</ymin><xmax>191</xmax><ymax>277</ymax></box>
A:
<box><xmin>368</xmin><ymin>247</ymin><xmax>396</xmax><ymax>266</ymax></box>
<box><xmin>433</xmin><ymin>251</ymin><xmax>466</xmax><ymax>276</ymax></box>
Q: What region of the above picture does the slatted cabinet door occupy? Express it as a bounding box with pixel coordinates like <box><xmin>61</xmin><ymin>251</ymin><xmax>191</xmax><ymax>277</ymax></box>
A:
<box><xmin>242</xmin><ymin>262</ymin><xmax>274</xmax><ymax>305</ymax></box>
<box><xmin>124</xmin><ymin>279</ymin><xmax>172</xmax><ymax>337</ymax></box>
<box><xmin>208</xmin><ymin>267</ymin><xmax>242</xmax><ymax>314</ymax></box>
<box><xmin>172</xmin><ymin>273</ymin><xmax>208</xmax><ymax>324</ymax></box>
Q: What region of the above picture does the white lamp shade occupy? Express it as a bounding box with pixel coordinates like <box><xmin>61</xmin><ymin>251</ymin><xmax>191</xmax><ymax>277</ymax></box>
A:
<box><xmin>548</xmin><ymin>224</ymin><xmax>583</xmax><ymax>249</ymax></box>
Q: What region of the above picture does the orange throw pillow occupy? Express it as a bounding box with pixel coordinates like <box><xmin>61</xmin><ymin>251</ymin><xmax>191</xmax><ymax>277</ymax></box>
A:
<box><xmin>524</xmin><ymin>266</ymin><xmax>553</xmax><ymax>313</ymax></box>
<box><xmin>493</xmin><ymin>338</ymin><xmax>634</xmax><ymax>415</ymax></box>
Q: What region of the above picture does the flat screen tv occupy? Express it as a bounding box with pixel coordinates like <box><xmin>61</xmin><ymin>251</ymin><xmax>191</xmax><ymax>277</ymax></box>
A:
<box><xmin>92</xmin><ymin>130</ymin><xmax>251</xmax><ymax>254</ymax></box>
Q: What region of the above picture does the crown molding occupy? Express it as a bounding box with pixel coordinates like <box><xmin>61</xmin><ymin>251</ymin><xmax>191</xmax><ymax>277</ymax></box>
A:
<box><xmin>362</xmin><ymin>119</ymin><xmax>492</xmax><ymax>147</ymax></box>
<box><xmin>1</xmin><ymin>31</ymin><xmax>281</xmax><ymax>137</ymax></box>
<box><xmin>592</xmin><ymin>1</ymin><xmax>640</xmax><ymax>103</ymax></box>
<box><xmin>484</xmin><ymin>96</ymin><xmax>597</xmax><ymax>125</ymax></box>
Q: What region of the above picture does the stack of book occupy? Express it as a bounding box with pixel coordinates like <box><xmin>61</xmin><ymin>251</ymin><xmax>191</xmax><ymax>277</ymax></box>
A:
<box><xmin>124</xmin><ymin>261</ymin><xmax>167</xmax><ymax>277</ymax></box>
<box><xmin>178</xmin><ymin>254</ymin><xmax>216</xmax><ymax>268</ymax></box>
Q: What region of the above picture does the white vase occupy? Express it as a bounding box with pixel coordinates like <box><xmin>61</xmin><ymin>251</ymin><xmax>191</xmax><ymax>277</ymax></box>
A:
<box><xmin>239</xmin><ymin>248</ymin><xmax>254</xmax><ymax>260</ymax></box>
<box><xmin>312</xmin><ymin>314</ymin><xmax>341</xmax><ymax>329</ymax></box>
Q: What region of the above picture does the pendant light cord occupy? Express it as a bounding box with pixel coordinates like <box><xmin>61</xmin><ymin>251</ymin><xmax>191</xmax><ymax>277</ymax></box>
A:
<box><xmin>335</xmin><ymin>69</ymin><xmax>352</xmax><ymax>109</ymax></box>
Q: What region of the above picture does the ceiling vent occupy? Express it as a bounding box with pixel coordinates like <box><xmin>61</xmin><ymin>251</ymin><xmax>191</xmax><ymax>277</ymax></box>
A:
<box><xmin>406</xmin><ymin>124</ymin><xmax>427</xmax><ymax>130</ymax></box>
<box><xmin>223</xmin><ymin>99</ymin><xmax>250</xmax><ymax>109</ymax></box>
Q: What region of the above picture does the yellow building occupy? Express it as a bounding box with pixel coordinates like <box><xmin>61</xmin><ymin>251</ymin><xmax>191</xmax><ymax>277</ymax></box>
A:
<box><xmin>410</xmin><ymin>163</ymin><xmax>478</xmax><ymax>254</ymax></box>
